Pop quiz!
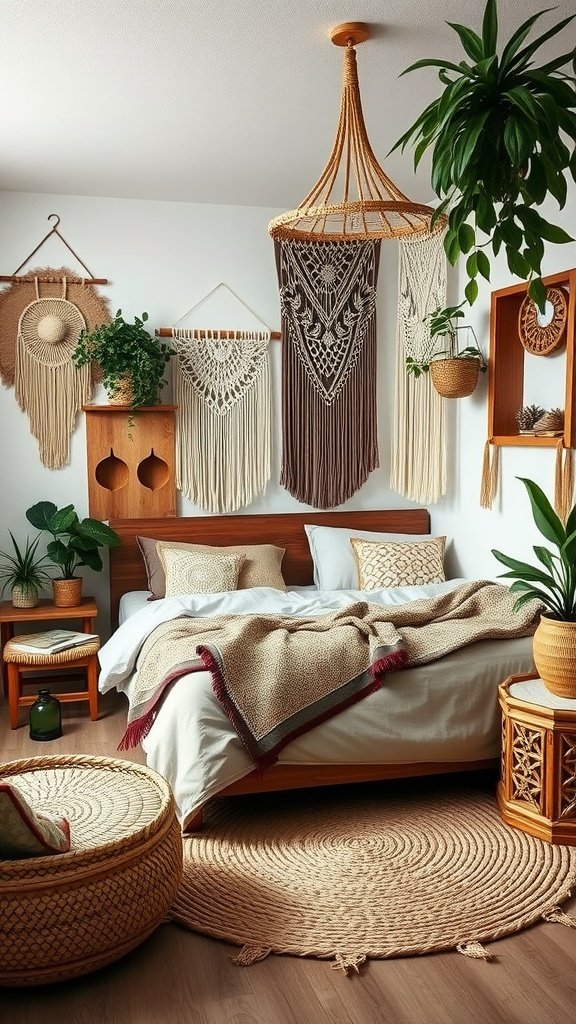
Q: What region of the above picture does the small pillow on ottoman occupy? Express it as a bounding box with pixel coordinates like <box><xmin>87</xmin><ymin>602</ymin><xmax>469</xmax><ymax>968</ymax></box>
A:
<box><xmin>0</xmin><ymin>783</ymin><xmax>70</xmax><ymax>857</ymax></box>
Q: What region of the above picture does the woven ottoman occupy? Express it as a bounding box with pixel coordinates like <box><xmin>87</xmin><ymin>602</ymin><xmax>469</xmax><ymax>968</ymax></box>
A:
<box><xmin>0</xmin><ymin>755</ymin><xmax>183</xmax><ymax>986</ymax></box>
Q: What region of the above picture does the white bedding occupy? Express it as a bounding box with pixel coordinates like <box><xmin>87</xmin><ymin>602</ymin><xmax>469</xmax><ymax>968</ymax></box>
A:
<box><xmin>99</xmin><ymin>581</ymin><xmax>535</xmax><ymax>829</ymax></box>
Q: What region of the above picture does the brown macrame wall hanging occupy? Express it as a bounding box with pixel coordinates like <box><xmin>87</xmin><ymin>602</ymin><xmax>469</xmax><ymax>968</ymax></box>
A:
<box><xmin>269</xmin><ymin>24</ymin><xmax>442</xmax><ymax>509</ymax></box>
<box><xmin>0</xmin><ymin>216</ymin><xmax>109</xmax><ymax>468</ymax></box>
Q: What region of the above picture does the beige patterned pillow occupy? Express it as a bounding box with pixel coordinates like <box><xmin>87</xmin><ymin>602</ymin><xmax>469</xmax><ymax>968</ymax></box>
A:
<box><xmin>137</xmin><ymin>537</ymin><xmax>286</xmax><ymax>598</ymax></box>
<box><xmin>350</xmin><ymin>536</ymin><xmax>446</xmax><ymax>590</ymax></box>
<box><xmin>157</xmin><ymin>544</ymin><xmax>246</xmax><ymax>597</ymax></box>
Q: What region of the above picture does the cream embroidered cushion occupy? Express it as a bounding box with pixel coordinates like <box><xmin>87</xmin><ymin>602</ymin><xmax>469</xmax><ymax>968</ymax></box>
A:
<box><xmin>137</xmin><ymin>537</ymin><xmax>287</xmax><ymax>598</ymax></box>
<box><xmin>350</xmin><ymin>536</ymin><xmax>446</xmax><ymax>590</ymax></box>
<box><xmin>0</xmin><ymin>783</ymin><xmax>71</xmax><ymax>858</ymax></box>
<box><xmin>156</xmin><ymin>543</ymin><xmax>245</xmax><ymax>597</ymax></box>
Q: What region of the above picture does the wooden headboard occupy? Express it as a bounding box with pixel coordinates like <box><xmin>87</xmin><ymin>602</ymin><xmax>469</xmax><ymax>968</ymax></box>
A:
<box><xmin>109</xmin><ymin>508</ymin><xmax>430</xmax><ymax>627</ymax></box>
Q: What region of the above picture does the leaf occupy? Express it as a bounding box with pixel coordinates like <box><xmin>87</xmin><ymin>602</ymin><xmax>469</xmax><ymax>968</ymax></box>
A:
<box><xmin>518</xmin><ymin>476</ymin><xmax>567</xmax><ymax>547</ymax></box>
<box><xmin>76</xmin><ymin>518</ymin><xmax>121</xmax><ymax>547</ymax></box>
<box><xmin>446</xmin><ymin>22</ymin><xmax>484</xmax><ymax>62</ymax></box>
<box><xmin>512</xmin><ymin>18</ymin><xmax>576</xmax><ymax>73</ymax></box>
<box><xmin>482</xmin><ymin>0</ymin><xmax>498</xmax><ymax>56</ymax></box>
<box><xmin>506</xmin><ymin>245</ymin><xmax>531</xmax><ymax>279</ymax></box>
<box><xmin>500</xmin><ymin>10</ymin><xmax>554</xmax><ymax>71</ymax></box>
<box><xmin>25</xmin><ymin>501</ymin><xmax>58</xmax><ymax>532</ymax></box>
<box><xmin>458</xmin><ymin>223</ymin><xmax>475</xmax><ymax>253</ymax></box>
<box><xmin>466</xmin><ymin>252</ymin><xmax>478</xmax><ymax>278</ymax></box>
<box><xmin>399</xmin><ymin>58</ymin><xmax>474</xmax><ymax>79</ymax></box>
<box><xmin>528</xmin><ymin>276</ymin><xmax>547</xmax><ymax>313</ymax></box>
<box><xmin>525</xmin><ymin>155</ymin><xmax>548</xmax><ymax>205</ymax></box>
<box><xmin>464</xmin><ymin>278</ymin><xmax>479</xmax><ymax>305</ymax></box>
<box><xmin>476</xmin><ymin>249</ymin><xmax>491</xmax><ymax>280</ymax></box>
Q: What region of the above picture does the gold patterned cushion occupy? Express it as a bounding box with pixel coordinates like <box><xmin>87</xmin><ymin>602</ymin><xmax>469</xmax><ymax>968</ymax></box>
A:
<box><xmin>157</xmin><ymin>544</ymin><xmax>246</xmax><ymax>597</ymax></box>
<box><xmin>350</xmin><ymin>536</ymin><xmax>446</xmax><ymax>590</ymax></box>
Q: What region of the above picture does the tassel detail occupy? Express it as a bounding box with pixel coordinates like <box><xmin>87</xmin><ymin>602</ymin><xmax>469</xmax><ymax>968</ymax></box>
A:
<box><xmin>331</xmin><ymin>952</ymin><xmax>367</xmax><ymax>975</ymax></box>
<box><xmin>230</xmin><ymin>944</ymin><xmax>272</xmax><ymax>966</ymax></box>
<box><xmin>456</xmin><ymin>941</ymin><xmax>494</xmax><ymax>961</ymax></box>
<box><xmin>554</xmin><ymin>443</ymin><xmax>574</xmax><ymax>523</ymax></box>
<box><xmin>543</xmin><ymin>906</ymin><xmax>576</xmax><ymax>929</ymax></box>
<box><xmin>480</xmin><ymin>441</ymin><xmax>499</xmax><ymax>510</ymax></box>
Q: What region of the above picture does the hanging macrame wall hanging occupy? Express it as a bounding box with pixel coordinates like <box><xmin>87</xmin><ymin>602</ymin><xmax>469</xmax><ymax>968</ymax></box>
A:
<box><xmin>269</xmin><ymin>23</ymin><xmax>444</xmax><ymax>509</ymax></box>
<box><xmin>157</xmin><ymin>284</ymin><xmax>274</xmax><ymax>514</ymax></box>
<box><xmin>391</xmin><ymin>229</ymin><xmax>448</xmax><ymax>504</ymax></box>
<box><xmin>0</xmin><ymin>216</ymin><xmax>109</xmax><ymax>468</ymax></box>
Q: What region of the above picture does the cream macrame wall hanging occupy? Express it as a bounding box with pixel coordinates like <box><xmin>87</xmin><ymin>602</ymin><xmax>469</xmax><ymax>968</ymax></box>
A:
<box><xmin>269</xmin><ymin>24</ymin><xmax>445</xmax><ymax>509</ymax></box>
<box><xmin>391</xmin><ymin>229</ymin><xmax>448</xmax><ymax>504</ymax></box>
<box><xmin>159</xmin><ymin>285</ymin><xmax>273</xmax><ymax>514</ymax></box>
<box><xmin>0</xmin><ymin>216</ymin><xmax>109</xmax><ymax>468</ymax></box>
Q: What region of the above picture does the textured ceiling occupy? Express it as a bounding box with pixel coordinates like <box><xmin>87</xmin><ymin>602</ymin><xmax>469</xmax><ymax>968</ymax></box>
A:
<box><xmin>1</xmin><ymin>0</ymin><xmax>574</xmax><ymax>208</ymax></box>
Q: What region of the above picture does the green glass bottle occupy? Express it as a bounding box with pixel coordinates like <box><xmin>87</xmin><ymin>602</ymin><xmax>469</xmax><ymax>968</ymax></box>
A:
<box><xmin>29</xmin><ymin>689</ymin><xmax>62</xmax><ymax>741</ymax></box>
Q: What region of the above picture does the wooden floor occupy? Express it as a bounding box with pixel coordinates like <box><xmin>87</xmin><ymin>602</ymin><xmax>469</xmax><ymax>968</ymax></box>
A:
<box><xmin>2</xmin><ymin>690</ymin><xmax>576</xmax><ymax>1024</ymax></box>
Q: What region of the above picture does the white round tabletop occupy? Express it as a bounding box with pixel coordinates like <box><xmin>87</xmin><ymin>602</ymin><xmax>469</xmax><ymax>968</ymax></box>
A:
<box><xmin>509</xmin><ymin>677</ymin><xmax>576</xmax><ymax>711</ymax></box>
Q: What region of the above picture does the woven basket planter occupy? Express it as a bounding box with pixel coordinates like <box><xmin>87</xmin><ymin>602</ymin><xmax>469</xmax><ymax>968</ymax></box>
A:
<box><xmin>430</xmin><ymin>357</ymin><xmax>480</xmax><ymax>398</ymax></box>
<box><xmin>533</xmin><ymin>615</ymin><xmax>576</xmax><ymax>699</ymax></box>
<box><xmin>107</xmin><ymin>374</ymin><xmax>134</xmax><ymax>406</ymax></box>
<box><xmin>10</xmin><ymin>585</ymin><xmax>39</xmax><ymax>609</ymax></box>
<box><xmin>52</xmin><ymin>577</ymin><xmax>83</xmax><ymax>608</ymax></box>
<box><xmin>0</xmin><ymin>755</ymin><xmax>183</xmax><ymax>986</ymax></box>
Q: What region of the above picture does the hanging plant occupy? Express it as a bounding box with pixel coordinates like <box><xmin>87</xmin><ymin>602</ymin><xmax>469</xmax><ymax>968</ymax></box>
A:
<box><xmin>392</xmin><ymin>0</ymin><xmax>576</xmax><ymax>310</ymax></box>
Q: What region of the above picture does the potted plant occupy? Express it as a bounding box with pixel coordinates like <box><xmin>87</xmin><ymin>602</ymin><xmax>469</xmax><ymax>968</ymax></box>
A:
<box><xmin>25</xmin><ymin>502</ymin><xmax>121</xmax><ymax>608</ymax></box>
<box><xmin>406</xmin><ymin>303</ymin><xmax>487</xmax><ymax>397</ymax></box>
<box><xmin>72</xmin><ymin>309</ymin><xmax>174</xmax><ymax>408</ymax></box>
<box><xmin>492</xmin><ymin>477</ymin><xmax>576</xmax><ymax>697</ymax></box>
<box><xmin>392</xmin><ymin>0</ymin><xmax>576</xmax><ymax>311</ymax></box>
<box><xmin>0</xmin><ymin>533</ymin><xmax>53</xmax><ymax>608</ymax></box>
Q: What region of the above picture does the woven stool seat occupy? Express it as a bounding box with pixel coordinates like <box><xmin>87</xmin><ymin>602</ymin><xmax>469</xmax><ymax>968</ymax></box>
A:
<box><xmin>3</xmin><ymin>636</ymin><xmax>101</xmax><ymax>729</ymax></box>
<box><xmin>0</xmin><ymin>755</ymin><xmax>183</xmax><ymax>986</ymax></box>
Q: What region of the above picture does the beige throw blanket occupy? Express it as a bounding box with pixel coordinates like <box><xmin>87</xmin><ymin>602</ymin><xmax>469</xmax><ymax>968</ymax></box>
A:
<box><xmin>119</xmin><ymin>581</ymin><xmax>540</xmax><ymax>766</ymax></box>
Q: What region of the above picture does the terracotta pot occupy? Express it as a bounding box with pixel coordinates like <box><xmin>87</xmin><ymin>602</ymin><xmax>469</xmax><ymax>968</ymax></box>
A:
<box><xmin>430</xmin><ymin>358</ymin><xmax>480</xmax><ymax>398</ymax></box>
<box><xmin>533</xmin><ymin>614</ymin><xmax>576</xmax><ymax>698</ymax></box>
<box><xmin>11</xmin><ymin>585</ymin><xmax>39</xmax><ymax>609</ymax></box>
<box><xmin>52</xmin><ymin>578</ymin><xmax>83</xmax><ymax>608</ymax></box>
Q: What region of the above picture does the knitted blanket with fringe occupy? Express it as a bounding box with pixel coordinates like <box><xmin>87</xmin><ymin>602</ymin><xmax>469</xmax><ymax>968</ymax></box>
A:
<box><xmin>118</xmin><ymin>581</ymin><xmax>540</xmax><ymax>768</ymax></box>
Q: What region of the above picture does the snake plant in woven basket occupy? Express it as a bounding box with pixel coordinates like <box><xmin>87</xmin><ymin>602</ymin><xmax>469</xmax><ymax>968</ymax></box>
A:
<box><xmin>392</xmin><ymin>0</ymin><xmax>576</xmax><ymax>311</ymax></box>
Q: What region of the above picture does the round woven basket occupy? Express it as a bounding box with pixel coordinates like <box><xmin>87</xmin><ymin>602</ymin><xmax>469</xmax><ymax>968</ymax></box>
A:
<box><xmin>430</xmin><ymin>358</ymin><xmax>480</xmax><ymax>398</ymax></box>
<box><xmin>10</xmin><ymin>585</ymin><xmax>39</xmax><ymax>609</ymax></box>
<box><xmin>0</xmin><ymin>755</ymin><xmax>182</xmax><ymax>987</ymax></box>
<box><xmin>533</xmin><ymin>615</ymin><xmax>576</xmax><ymax>698</ymax></box>
<box><xmin>52</xmin><ymin>577</ymin><xmax>83</xmax><ymax>608</ymax></box>
<box><xmin>107</xmin><ymin>374</ymin><xmax>134</xmax><ymax>406</ymax></box>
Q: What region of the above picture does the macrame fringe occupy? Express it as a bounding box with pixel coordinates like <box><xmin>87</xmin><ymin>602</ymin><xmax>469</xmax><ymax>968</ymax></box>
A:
<box><xmin>480</xmin><ymin>441</ymin><xmax>500</xmax><ymax>510</ymax></box>
<box><xmin>331</xmin><ymin>952</ymin><xmax>367</xmax><ymax>975</ymax></box>
<box><xmin>542</xmin><ymin>905</ymin><xmax>576</xmax><ymax>928</ymax></box>
<box><xmin>554</xmin><ymin>442</ymin><xmax>574</xmax><ymax>522</ymax></box>
<box><xmin>230</xmin><ymin>944</ymin><xmax>272</xmax><ymax>966</ymax></box>
<box><xmin>174</xmin><ymin>336</ymin><xmax>271</xmax><ymax>514</ymax></box>
<box><xmin>391</xmin><ymin>230</ymin><xmax>447</xmax><ymax>504</ymax></box>
<box><xmin>456</xmin><ymin>941</ymin><xmax>494</xmax><ymax>961</ymax></box>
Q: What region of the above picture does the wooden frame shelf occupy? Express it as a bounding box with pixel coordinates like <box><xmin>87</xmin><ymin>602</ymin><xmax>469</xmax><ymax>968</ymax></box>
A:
<box><xmin>488</xmin><ymin>268</ymin><xmax>576</xmax><ymax>449</ymax></box>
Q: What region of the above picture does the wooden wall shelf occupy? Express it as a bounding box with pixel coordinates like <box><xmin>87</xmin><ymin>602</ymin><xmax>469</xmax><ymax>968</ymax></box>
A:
<box><xmin>83</xmin><ymin>405</ymin><xmax>177</xmax><ymax>520</ymax></box>
<box><xmin>488</xmin><ymin>269</ymin><xmax>576</xmax><ymax>449</ymax></box>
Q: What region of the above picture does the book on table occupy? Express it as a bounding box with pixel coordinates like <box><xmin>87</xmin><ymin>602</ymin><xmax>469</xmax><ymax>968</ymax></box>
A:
<box><xmin>9</xmin><ymin>629</ymin><xmax>99</xmax><ymax>655</ymax></box>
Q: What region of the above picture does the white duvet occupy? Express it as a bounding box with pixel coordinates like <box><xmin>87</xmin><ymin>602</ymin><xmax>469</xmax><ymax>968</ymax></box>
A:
<box><xmin>99</xmin><ymin>581</ymin><xmax>535</xmax><ymax>830</ymax></box>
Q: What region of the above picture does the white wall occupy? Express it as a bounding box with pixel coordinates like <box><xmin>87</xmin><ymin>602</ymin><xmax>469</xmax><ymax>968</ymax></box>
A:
<box><xmin>1</xmin><ymin>187</ymin><xmax>574</xmax><ymax>633</ymax></box>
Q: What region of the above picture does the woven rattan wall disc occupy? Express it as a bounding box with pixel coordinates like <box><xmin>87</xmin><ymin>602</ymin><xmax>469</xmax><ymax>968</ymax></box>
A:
<box><xmin>518</xmin><ymin>287</ymin><xmax>568</xmax><ymax>356</ymax></box>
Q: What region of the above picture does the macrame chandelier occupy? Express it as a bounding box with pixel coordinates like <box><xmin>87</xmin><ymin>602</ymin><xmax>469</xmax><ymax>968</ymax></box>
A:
<box><xmin>270</xmin><ymin>23</ymin><xmax>445</xmax><ymax>508</ymax></box>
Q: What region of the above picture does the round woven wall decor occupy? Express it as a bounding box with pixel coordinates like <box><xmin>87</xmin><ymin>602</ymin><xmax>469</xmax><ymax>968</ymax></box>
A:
<box><xmin>171</xmin><ymin>785</ymin><xmax>576</xmax><ymax>970</ymax></box>
<box><xmin>518</xmin><ymin>287</ymin><xmax>568</xmax><ymax>356</ymax></box>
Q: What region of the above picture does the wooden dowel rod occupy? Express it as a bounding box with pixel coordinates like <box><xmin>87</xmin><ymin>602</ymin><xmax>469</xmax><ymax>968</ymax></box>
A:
<box><xmin>156</xmin><ymin>327</ymin><xmax>281</xmax><ymax>339</ymax></box>
<box><xmin>0</xmin><ymin>275</ymin><xmax>108</xmax><ymax>285</ymax></box>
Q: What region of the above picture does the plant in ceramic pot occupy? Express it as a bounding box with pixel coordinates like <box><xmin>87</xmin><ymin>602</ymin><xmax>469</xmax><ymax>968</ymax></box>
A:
<box><xmin>72</xmin><ymin>309</ymin><xmax>174</xmax><ymax>408</ymax></box>
<box><xmin>492</xmin><ymin>477</ymin><xmax>576</xmax><ymax>697</ymax></box>
<box><xmin>406</xmin><ymin>303</ymin><xmax>487</xmax><ymax>397</ymax></box>
<box><xmin>25</xmin><ymin>502</ymin><xmax>121</xmax><ymax>608</ymax></box>
<box><xmin>392</xmin><ymin>0</ymin><xmax>576</xmax><ymax>311</ymax></box>
<box><xmin>0</xmin><ymin>533</ymin><xmax>53</xmax><ymax>609</ymax></box>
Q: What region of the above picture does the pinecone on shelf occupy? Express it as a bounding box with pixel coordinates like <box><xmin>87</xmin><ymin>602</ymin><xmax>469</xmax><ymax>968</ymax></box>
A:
<box><xmin>533</xmin><ymin>408</ymin><xmax>564</xmax><ymax>434</ymax></box>
<box><xmin>516</xmin><ymin>404</ymin><xmax>545</xmax><ymax>432</ymax></box>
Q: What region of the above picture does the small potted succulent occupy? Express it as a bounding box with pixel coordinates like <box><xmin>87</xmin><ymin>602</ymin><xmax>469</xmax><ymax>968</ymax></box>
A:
<box><xmin>406</xmin><ymin>304</ymin><xmax>487</xmax><ymax>397</ymax></box>
<box><xmin>25</xmin><ymin>502</ymin><xmax>121</xmax><ymax>607</ymax></box>
<box><xmin>0</xmin><ymin>533</ymin><xmax>53</xmax><ymax>608</ymax></box>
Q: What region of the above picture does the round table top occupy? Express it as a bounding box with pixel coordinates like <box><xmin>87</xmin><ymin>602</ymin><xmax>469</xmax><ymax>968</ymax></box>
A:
<box><xmin>509</xmin><ymin>676</ymin><xmax>576</xmax><ymax>711</ymax></box>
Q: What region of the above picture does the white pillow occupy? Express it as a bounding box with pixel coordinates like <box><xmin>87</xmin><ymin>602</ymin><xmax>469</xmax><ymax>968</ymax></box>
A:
<box><xmin>304</xmin><ymin>524</ymin><xmax>434</xmax><ymax>590</ymax></box>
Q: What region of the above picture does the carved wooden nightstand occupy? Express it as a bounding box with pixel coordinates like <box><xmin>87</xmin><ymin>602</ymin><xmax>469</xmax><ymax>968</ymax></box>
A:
<box><xmin>498</xmin><ymin>673</ymin><xmax>576</xmax><ymax>845</ymax></box>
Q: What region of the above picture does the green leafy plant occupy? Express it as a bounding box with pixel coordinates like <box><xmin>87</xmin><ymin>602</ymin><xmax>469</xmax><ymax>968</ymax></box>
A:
<box><xmin>0</xmin><ymin>533</ymin><xmax>53</xmax><ymax>599</ymax></box>
<box><xmin>406</xmin><ymin>303</ymin><xmax>487</xmax><ymax>377</ymax></box>
<box><xmin>25</xmin><ymin>502</ymin><xmax>121</xmax><ymax>580</ymax></box>
<box><xmin>492</xmin><ymin>477</ymin><xmax>576</xmax><ymax>621</ymax></box>
<box><xmin>72</xmin><ymin>309</ymin><xmax>174</xmax><ymax>408</ymax></box>
<box><xmin>392</xmin><ymin>0</ymin><xmax>576</xmax><ymax>311</ymax></box>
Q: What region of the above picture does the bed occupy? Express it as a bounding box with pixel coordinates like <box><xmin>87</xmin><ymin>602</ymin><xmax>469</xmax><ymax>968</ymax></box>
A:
<box><xmin>101</xmin><ymin>509</ymin><xmax>536</xmax><ymax>830</ymax></box>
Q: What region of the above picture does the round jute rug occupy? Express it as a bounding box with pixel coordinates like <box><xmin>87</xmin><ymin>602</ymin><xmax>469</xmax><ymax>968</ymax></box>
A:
<box><xmin>170</xmin><ymin>786</ymin><xmax>576</xmax><ymax>972</ymax></box>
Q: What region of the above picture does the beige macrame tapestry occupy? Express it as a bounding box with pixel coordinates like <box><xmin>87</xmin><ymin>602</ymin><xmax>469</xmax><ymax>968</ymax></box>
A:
<box><xmin>171</xmin><ymin>329</ymin><xmax>272</xmax><ymax>513</ymax></box>
<box><xmin>276</xmin><ymin>238</ymin><xmax>380</xmax><ymax>508</ymax></box>
<box><xmin>390</xmin><ymin>230</ymin><xmax>448</xmax><ymax>505</ymax></box>
<box><xmin>0</xmin><ymin>267</ymin><xmax>109</xmax><ymax>468</ymax></box>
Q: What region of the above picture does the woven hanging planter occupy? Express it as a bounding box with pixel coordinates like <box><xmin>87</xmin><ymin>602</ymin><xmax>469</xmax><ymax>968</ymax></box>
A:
<box><xmin>430</xmin><ymin>358</ymin><xmax>481</xmax><ymax>399</ymax></box>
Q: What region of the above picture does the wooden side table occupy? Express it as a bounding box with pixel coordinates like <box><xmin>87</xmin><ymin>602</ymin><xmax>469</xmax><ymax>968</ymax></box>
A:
<box><xmin>498</xmin><ymin>673</ymin><xmax>576</xmax><ymax>845</ymax></box>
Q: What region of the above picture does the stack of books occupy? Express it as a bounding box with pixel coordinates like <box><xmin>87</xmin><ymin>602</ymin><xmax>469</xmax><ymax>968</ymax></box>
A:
<box><xmin>9</xmin><ymin>629</ymin><xmax>99</xmax><ymax>655</ymax></box>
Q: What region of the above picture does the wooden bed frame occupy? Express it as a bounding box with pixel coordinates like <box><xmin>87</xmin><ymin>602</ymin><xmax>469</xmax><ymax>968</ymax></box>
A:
<box><xmin>109</xmin><ymin>509</ymin><xmax>497</xmax><ymax>827</ymax></box>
